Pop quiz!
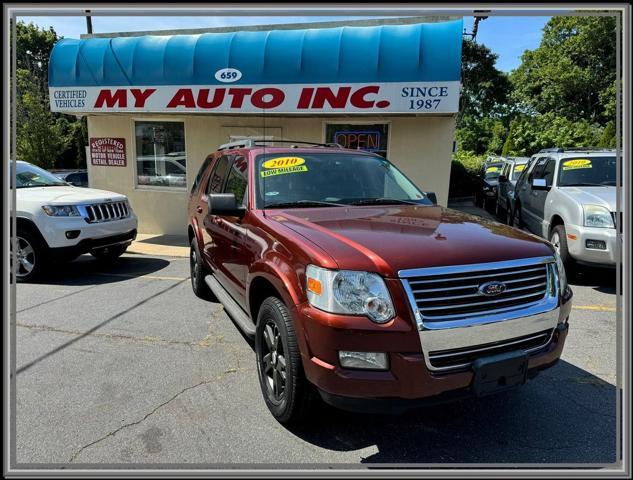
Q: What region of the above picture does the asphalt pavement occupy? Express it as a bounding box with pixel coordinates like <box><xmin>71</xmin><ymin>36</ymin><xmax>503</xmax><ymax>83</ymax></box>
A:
<box><xmin>13</xmin><ymin>212</ymin><xmax>619</xmax><ymax>467</ymax></box>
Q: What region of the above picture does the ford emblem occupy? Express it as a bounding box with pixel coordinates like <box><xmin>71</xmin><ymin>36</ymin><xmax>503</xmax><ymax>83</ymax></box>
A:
<box><xmin>478</xmin><ymin>281</ymin><xmax>507</xmax><ymax>296</ymax></box>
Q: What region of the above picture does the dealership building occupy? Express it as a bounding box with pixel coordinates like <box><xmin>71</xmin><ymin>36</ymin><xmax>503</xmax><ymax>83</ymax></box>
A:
<box><xmin>48</xmin><ymin>17</ymin><xmax>463</xmax><ymax>235</ymax></box>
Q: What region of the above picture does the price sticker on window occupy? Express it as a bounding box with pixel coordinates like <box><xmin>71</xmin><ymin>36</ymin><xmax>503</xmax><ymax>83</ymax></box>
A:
<box><xmin>562</xmin><ymin>159</ymin><xmax>592</xmax><ymax>170</ymax></box>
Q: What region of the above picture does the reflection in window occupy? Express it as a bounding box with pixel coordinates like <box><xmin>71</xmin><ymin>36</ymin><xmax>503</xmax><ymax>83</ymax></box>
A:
<box><xmin>135</xmin><ymin>121</ymin><xmax>186</xmax><ymax>188</ymax></box>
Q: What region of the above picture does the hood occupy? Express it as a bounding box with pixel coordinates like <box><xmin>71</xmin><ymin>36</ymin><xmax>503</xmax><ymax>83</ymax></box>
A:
<box><xmin>558</xmin><ymin>186</ymin><xmax>616</xmax><ymax>211</ymax></box>
<box><xmin>268</xmin><ymin>205</ymin><xmax>553</xmax><ymax>277</ymax></box>
<box><xmin>16</xmin><ymin>186</ymin><xmax>127</xmax><ymax>204</ymax></box>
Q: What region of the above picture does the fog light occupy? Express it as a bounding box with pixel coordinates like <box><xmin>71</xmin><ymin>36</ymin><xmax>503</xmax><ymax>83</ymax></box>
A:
<box><xmin>585</xmin><ymin>239</ymin><xmax>606</xmax><ymax>250</ymax></box>
<box><xmin>65</xmin><ymin>230</ymin><xmax>80</xmax><ymax>239</ymax></box>
<box><xmin>339</xmin><ymin>351</ymin><xmax>388</xmax><ymax>370</ymax></box>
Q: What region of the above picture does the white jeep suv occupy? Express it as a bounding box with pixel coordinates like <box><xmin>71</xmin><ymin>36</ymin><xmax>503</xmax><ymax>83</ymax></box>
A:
<box><xmin>12</xmin><ymin>161</ymin><xmax>138</xmax><ymax>282</ymax></box>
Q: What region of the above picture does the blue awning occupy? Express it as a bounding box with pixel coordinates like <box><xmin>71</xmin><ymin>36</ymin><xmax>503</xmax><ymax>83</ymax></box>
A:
<box><xmin>49</xmin><ymin>20</ymin><xmax>463</xmax><ymax>87</ymax></box>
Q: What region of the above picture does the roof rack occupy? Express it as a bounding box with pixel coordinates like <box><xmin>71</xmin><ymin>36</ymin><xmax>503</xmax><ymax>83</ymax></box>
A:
<box><xmin>217</xmin><ymin>138</ymin><xmax>344</xmax><ymax>151</ymax></box>
<box><xmin>538</xmin><ymin>147</ymin><xmax>616</xmax><ymax>153</ymax></box>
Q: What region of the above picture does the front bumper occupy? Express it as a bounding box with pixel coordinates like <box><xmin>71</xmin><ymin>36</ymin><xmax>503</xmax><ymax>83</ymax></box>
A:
<box><xmin>565</xmin><ymin>224</ymin><xmax>618</xmax><ymax>266</ymax></box>
<box><xmin>296</xmin><ymin>282</ymin><xmax>572</xmax><ymax>411</ymax></box>
<box><xmin>48</xmin><ymin>229</ymin><xmax>137</xmax><ymax>260</ymax></box>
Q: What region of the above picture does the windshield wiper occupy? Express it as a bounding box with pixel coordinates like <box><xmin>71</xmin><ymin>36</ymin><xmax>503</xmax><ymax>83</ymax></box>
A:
<box><xmin>346</xmin><ymin>197</ymin><xmax>420</xmax><ymax>206</ymax></box>
<box><xmin>265</xmin><ymin>200</ymin><xmax>345</xmax><ymax>209</ymax></box>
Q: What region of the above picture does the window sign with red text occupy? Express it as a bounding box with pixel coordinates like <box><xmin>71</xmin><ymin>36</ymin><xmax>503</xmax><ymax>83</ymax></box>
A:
<box><xmin>89</xmin><ymin>138</ymin><xmax>127</xmax><ymax>167</ymax></box>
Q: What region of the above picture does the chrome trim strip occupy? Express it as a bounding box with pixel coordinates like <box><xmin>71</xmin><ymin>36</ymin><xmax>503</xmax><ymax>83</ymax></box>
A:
<box><xmin>417</xmin><ymin>282</ymin><xmax>547</xmax><ymax>302</ymax></box>
<box><xmin>418</xmin><ymin>289</ymin><xmax>547</xmax><ymax>311</ymax></box>
<box><xmin>429</xmin><ymin>331</ymin><xmax>550</xmax><ymax>360</ymax></box>
<box><xmin>405</xmin><ymin>266</ymin><xmax>547</xmax><ymax>285</ymax></box>
<box><xmin>398</xmin><ymin>256</ymin><xmax>554</xmax><ymax>278</ymax></box>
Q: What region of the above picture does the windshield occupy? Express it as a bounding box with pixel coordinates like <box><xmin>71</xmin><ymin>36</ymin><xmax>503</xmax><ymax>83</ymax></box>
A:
<box><xmin>558</xmin><ymin>156</ymin><xmax>616</xmax><ymax>187</ymax></box>
<box><xmin>484</xmin><ymin>163</ymin><xmax>504</xmax><ymax>180</ymax></box>
<box><xmin>511</xmin><ymin>163</ymin><xmax>527</xmax><ymax>181</ymax></box>
<box><xmin>255</xmin><ymin>152</ymin><xmax>429</xmax><ymax>208</ymax></box>
<box><xmin>14</xmin><ymin>162</ymin><xmax>68</xmax><ymax>188</ymax></box>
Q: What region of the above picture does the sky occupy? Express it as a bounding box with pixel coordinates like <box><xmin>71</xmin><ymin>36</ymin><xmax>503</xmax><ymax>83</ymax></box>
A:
<box><xmin>18</xmin><ymin>14</ymin><xmax>552</xmax><ymax>73</ymax></box>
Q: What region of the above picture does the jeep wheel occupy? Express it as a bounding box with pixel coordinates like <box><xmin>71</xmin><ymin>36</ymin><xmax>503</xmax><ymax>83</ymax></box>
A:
<box><xmin>91</xmin><ymin>244</ymin><xmax>127</xmax><ymax>260</ymax></box>
<box><xmin>255</xmin><ymin>297</ymin><xmax>314</xmax><ymax>425</ymax></box>
<box><xmin>550</xmin><ymin>225</ymin><xmax>576</xmax><ymax>278</ymax></box>
<box><xmin>189</xmin><ymin>238</ymin><xmax>215</xmax><ymax>300</ymax></box>
<box><xmin>13</xmin><ymin>231</ymin><xmax>45</xmax><ymax>282</ymax></box>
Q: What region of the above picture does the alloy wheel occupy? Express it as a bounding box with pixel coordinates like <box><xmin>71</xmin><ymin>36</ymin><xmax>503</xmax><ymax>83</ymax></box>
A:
<box><xmin>14</xmin><ymin>236</ymin><xmax>35</xmax><ymax>278</ymax></box>
<box><xmin>261</xmin><ymin>321</ymin><xmax>287</xmax><ymax>401</ymax></box>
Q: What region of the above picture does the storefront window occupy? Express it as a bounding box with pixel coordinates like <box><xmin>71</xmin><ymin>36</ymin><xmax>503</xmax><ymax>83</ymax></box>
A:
<box><xmin>135</xmin><ymin>121</ymin><xmax>186</xmax><ymax>188</ymax></box>
<box><xmin>325</xmin><ymin>123</ymin><xmax>389</xmax><ymax>158</ymax></box>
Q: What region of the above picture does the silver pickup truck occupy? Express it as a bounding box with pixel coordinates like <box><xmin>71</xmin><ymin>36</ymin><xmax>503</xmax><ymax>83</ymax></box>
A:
<box><xmin>512</xmin><ymin>148</ymin><xmax>618</xmax><ymax>273</ymax></box>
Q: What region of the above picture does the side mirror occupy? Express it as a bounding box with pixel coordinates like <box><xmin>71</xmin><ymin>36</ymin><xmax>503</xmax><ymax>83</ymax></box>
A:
<box><xmin>425</xmin><ymin>192</ymin><xmax>438</xmax><ymax>205</ymax></box>
<box><xmin>207</xmin><ymin>193</ymin><xmax>245</xmax><ymax>217</ymax></box>
<box><xmin>532</xmin><ymin>178</ymin><xmax>549</xmax><ymax>190</ymax></box>
<box><xmin>498</xmin><ymin>174</ymin><xmax>508</xmax><ymax>183</ymax></box>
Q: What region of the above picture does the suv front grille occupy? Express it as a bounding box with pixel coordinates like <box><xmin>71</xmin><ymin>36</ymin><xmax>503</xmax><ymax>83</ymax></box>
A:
<box><xmin>83</xmin><ymin>201</ymin><xmax>129</xmax><ymax>223</ymax></box>
<box><xmin>428</xmin><ymin>329</ymin><xmax>553</xmax><ymax>370</ymax></box>
<box><xmin>403</xmin><ymin>262</ymin><xmax>549</xmax><ymax>322</ymax></box>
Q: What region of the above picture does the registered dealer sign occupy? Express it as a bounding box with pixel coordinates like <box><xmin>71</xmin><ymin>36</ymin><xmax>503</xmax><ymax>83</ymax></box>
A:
<box><xmin>89</xmin><ymin>137</ymin><xmax>127</xmax><ymax>166</ymax></box>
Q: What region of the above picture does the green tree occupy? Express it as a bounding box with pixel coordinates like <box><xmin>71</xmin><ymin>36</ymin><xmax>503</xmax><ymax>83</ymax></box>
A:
<box><xmin>15</xmin><ymin>21</ymin><xmax>87</xmax><ymax>168</ymax></box>
<box><xmin>510</xmin><ymin>16</ymin><xmax>616</xmax><ymax>125</ymax></box>
<box><xmin>16</xmin><ymin>70</ymin><xmax>72</xmax><ymax>168</ymax></box>
<box><xmin>459</xmin><ymin>39</ymin><xmax>512</xmax><ymax>122</ymax></box>
<box><xmin>501</xmin><ymin>113</ymin><xmax>603</xmax><ymax>156</ymax></box>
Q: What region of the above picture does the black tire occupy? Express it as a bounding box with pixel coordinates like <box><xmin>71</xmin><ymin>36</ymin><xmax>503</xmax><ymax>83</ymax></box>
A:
<box><xmin>512</xmin><ymin>203</ymin><xmax>524</xmax><ymax>229</ymax></box>
<box><xmin>255</xmin><ymin>297</ymin><xmax>314</xmax><ymax>425</ymax></box>
<box><xmin>505</xmin><ymin>202</ymin><xmax>513</xmax><ymax>225</ymax></box>
<box><xmin>90</xmin><ymin>244</ymin><xmax>128</xmax><ymax>260</ymax></box>
<box><xmin>13</xmin><ymin>229</ymin><xmax>46</xmax><ymax>283</ymax></box>
<box><xmin>189</xmin><ymin>238</ymin><xmax>215</xmax><ymax>300</ymax></box>
<box><xmin>549</xmin><ymin>224</ymin><xmax>577</xmax><ymax>278</ymax></box>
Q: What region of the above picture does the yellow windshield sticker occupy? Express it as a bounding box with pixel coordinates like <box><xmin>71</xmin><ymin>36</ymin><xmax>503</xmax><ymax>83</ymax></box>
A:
<box><xmin>562</xmin><ymin>159</ymin><xmax>592</xmax><ymax>170</ymax></box>
<box><xmin>260</xmin><ymin>165</ymin><xmax>308</xmax><ymax>178</ymax></box>
<box><xmin>486</xmin><ymin>166</ymin><xmax>500</xmax><ymax>173</ymax></box>
<box><xmin>514</xmin><ymin>164</ymin><xmax>526</xmax><ymax>172</ymax></box>
<box><xmin>263</xmin><ymin>157</ymin><xmax>305</xmax><ymax>169</ymax></box>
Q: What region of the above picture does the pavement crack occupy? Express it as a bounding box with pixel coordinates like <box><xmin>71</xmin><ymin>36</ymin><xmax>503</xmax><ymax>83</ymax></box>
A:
<box><xmin>68</xmin><ymin>378</ymin><xmax>216</xmax><ymax>463</ymax></box>
<box><xmin>16</xmin><ymin>322</ymin><xmax>216</xmax><ymax>349</ymax></box>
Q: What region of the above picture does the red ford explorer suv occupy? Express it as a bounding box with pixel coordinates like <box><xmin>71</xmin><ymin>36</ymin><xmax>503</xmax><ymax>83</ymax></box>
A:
<box><xmin>187</xmin><ymin>139</ymin><xmax>573</xmax><ymax>424</ymax></box>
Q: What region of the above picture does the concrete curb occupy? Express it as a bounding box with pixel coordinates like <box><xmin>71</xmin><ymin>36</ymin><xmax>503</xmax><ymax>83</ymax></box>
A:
<box><xmin>128</xmin><ymin>234</ymin><xmax>189</xmax><ymax>258</ymax></box>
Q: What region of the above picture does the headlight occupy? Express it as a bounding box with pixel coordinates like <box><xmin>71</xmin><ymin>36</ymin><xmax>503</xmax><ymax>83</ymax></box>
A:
<box><xmin>583</xmin><ymin>205</ymin><xmax>614</xmax><ymax>228</ymax></box>
<box><xmin>553</xmin><ymin>250</ymin><xmax>568</xmax><ymax>294</ymax></box>
<box><xmin>305</xmin><ymin>265</ymin><xmax>395</xmax><ymax>323</ymax></box>
<box><xmin>42</xmin><ymin>205</ymin><xmax>80</xmax><ymax>217</ymax></box>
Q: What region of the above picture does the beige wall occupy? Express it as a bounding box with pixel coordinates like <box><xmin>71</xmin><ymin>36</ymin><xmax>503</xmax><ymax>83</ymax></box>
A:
<box><xmin>87</xmin><ymin>114</ymin><xmax>456</xmax><ymax>235</ymax></box>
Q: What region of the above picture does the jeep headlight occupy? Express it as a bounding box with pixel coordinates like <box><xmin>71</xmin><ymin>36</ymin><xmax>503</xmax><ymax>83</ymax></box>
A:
<box><xmin>42</xmin><ymin>205</ymin><xmax>80</xmax><ymax>217</ymax></box>
<box><xmin>583</xmin><ymin>205</ymin><xmax>614</xmax><ymax>228</ymax></box>
<box><xmin>305</xmin><ymin>265</ymin><xmax>395</xmax><ymax>323</ymax></box>
<box><xmin>553</xmin><ymin>250</ymin><xmax>568</xmax><ymax>294</ymax></box>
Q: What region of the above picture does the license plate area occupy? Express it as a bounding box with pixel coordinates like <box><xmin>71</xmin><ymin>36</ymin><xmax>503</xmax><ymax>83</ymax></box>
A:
<box><xmin>471</xmin><ymin>351</ymin><xmax>528</xmax><ymax>397</ymax></box>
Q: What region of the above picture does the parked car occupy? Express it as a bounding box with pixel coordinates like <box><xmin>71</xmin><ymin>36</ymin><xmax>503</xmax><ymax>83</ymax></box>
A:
<box><xmin>474</xmin><ymin>158</ymin><xmax>505</xmax><ymax>211</ymax></box>
<box><xmin>52</xmin><ymin>169</ymin><xmax>89</xmax><ymax>187</ymax></box>
<box><xmin>496</xmin><ymin>157</ymin><xmax>530</xmax><ymax>223</ymax></box>
<box><xmin>137</xmin><ymin>154</ymin><xmax>186</xmax><ymax>188</ymax></box>
<box><xmin>12</xmin><ymin>161</ymin><xmax>138</xmax><ymax>282</ymax></box>
<box><xmin>512</xmin><ymin>148</ymin><xmax>617</xmax><ymax>273</ymax></box>
<box><xmin>187</xmin><ymin>139</ymin><xmax>572</xmax><ymax>424</ymax></box>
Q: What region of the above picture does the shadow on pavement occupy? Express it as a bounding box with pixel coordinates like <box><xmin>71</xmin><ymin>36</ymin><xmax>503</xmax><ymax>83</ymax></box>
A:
<box><xmin>27</xmin><ymin>254</ymin><xmax>173</xmax><ymax>286</ymax></box>
<box><xmin>287</xmin><ymin>361</ymin><xmax>616</xmax><ymax>464</ymax></box>
<box><xmin>571</xmin><ymin>266</ymin><xmax>617</xmax><ymax>295</ymax></box>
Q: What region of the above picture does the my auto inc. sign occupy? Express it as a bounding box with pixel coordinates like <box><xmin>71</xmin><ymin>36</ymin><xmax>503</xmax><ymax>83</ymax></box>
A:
<box><xmin>50</xmin><ymin>83</ymin><xmax>459</xmax><ymax>115</ymax></box>
<box><xmin>90</xmin><ymin>137</ymin><xmax>127</xmax><ymax>166</ymax></box>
